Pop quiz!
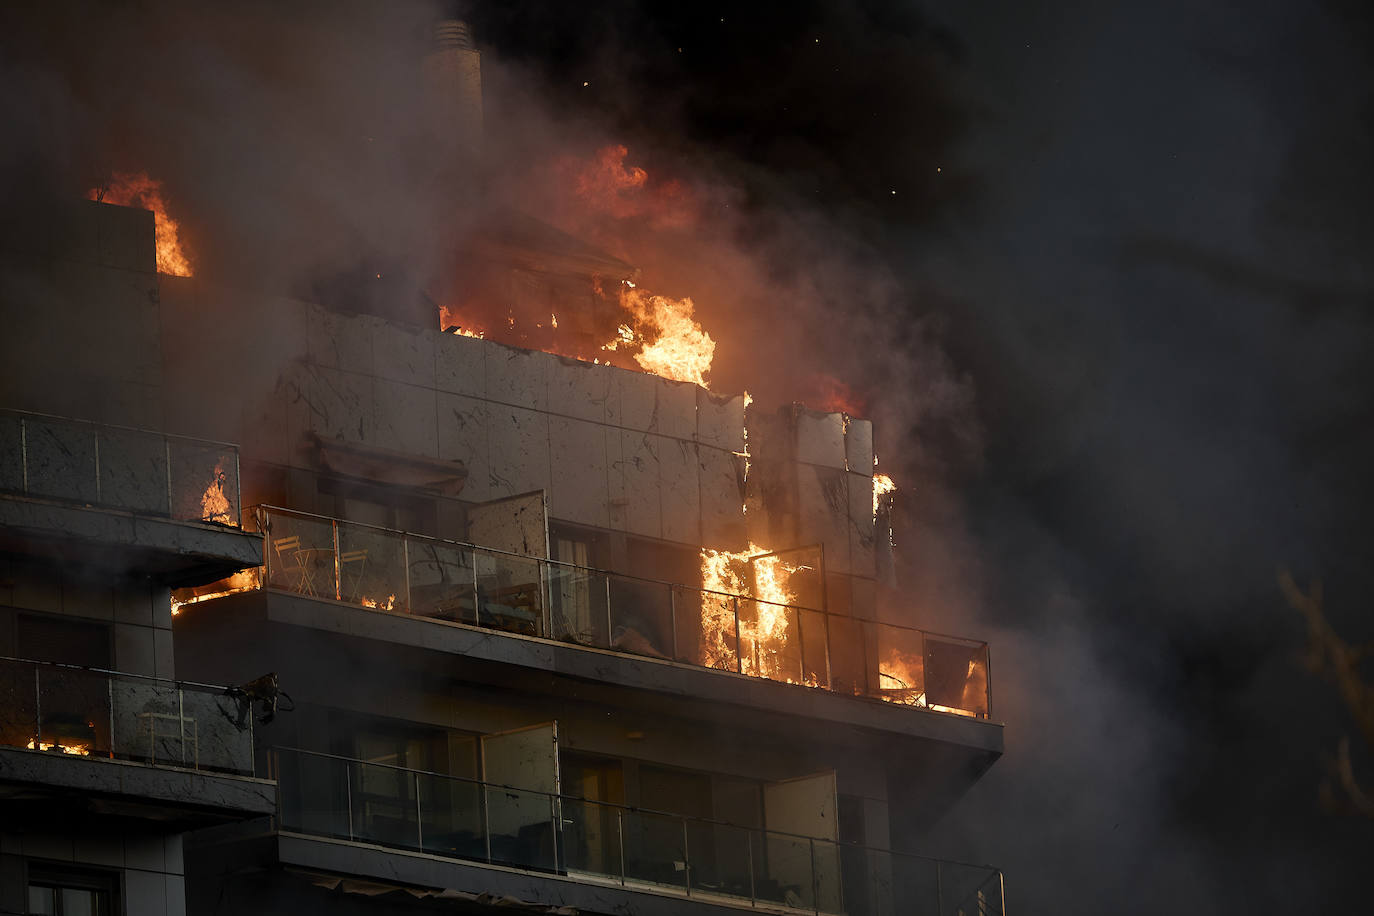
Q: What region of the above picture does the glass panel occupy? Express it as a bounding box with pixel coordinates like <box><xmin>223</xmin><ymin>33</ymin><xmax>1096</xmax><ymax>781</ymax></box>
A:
<box><xmin>264</xmin><ymin>512</ymin><xmax>336</xmax><ymax>598</ymax></box>
<box><xmin>168</xmin><ymin>441</ymin><xmax>238</xmax><ymax>524</ymax></box>
<box><xmin>408</xmin><ymin>539</ymin><xmax>477</xmax><ymax>623</ymax></box>
<box><xmin>95</xmin><ymin>427</ymin><xmax>167</xmax><ymax>515</ymax></box>
<box><xmin>701</xmin><ymin>821</ymin><xmax>753</xmax><ymax>901</ymax></box>
<box><xmin>417</xmin><ymin>772</ymin><xmax>485</xmax><ymax>859</ymax></box>
<box><xmin>739</xmin><ymin>599</ymin><xmax>802</xmax><ymax>684</ymax></box>
<box><xmin>27</xmin><ymin>886</ymin><xmax>56</xmax><ymax>915</ymax></box>
<box><xmin>475</xmin><ymin>552</ymin><xmax>545</xmax><ymax>637</ymax></box>
<box><xmin>36</xmin><ymin>667</ymin><xmax>108</xmax><ymax>757</ymax></box>
<box><xmin>607</xmin><ymin>577</ymin><xmax>674</xmax><ymax>660</ymax></box>
<box><xmin>277</xmin><ymin>751</ymin><xmax>352</xmax><ymax>840</ymax></box>
<box><xmin>353</xmin><ymin>761</ymin><xmax>420</xmax><ymax>850</ymax></box>
<box><xmin>826</xmin><ymin>615</ymin><xmax>866</xmax><ymax>696</ymax></box>
<box><xmin>485</xmin><ymin>785</ymin><xmax>557</xmax><ymax>871</ymax></box>
<box><xmin>622</xmin><ymin>809</ymin><xmax>688</xmax><ymax>892</ymax></box>
<box><xmin>925</xmin><ymin>637</ymin><xmax>990</xmax><ymax>719</ymax></box>
<box><xmin>0</xmin><ymin>660</ymin><xmax>37</xmax><ymax>751</ymax></box>
<box><xmin>800</xmin><ymin>609</ymin><xmax>830</xmax><ymax>688</ymax></box>
<box><xmin>0</xmin><ymin>413</ymin><xmax>22</xmax><ymax>494</ymax></box>
<box><xmin>549</xmin><ymin>564</ymin><xmax>609</xmax><ymax>649</ymax></box>
<box><xmin>868</xmin><ymin>622</ymin><xmax>925</xmax><ymax>706</ymax></box>
<box><xmin>61</xmin><ymin>888</ymin><xmax>97</xmax><ymax>916</ymax></box>
<box><xmin>180</xmin><ymin>688</ymin><xmax>253</xmax><ymax>774</ymax></box>
<box><xmin>759</xmin><ymin>830</ymin><xmax>815</xmax><ymax>909</ymax></box>
<box><xmin>25</xmin><ymin>417</ymin><xmax>97</xmax><ymax>504</ymax></box>
<box><xmin>812</xmin><ymin>839</ymin><xmax>844</xmax><ymax>914</ymax></box>
<box><xmin>109</xmin><ymin>678</ymin><xmax>183</xmax><ymax>765</ymax></box>
<box><xmin>560</xmin><ymin>796</ymin><xmax>623</xmax><ymax>880</ymax></box>
<box><xmin>337</xmin><ymin>521</ymin><xmax>406</xmax><ymax>611</ymax></box>
<box><xmin>695</xmin><ymin>590</ymin><xmax>740</xmax><ymax>671</ymax></box>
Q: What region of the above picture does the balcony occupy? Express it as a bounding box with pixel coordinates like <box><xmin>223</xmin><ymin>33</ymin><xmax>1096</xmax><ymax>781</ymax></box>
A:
<box><xmin>0</xmin><ymin>408</ymin><xmax>260</xmax><ymax>583</ymax></box>
<box><xmin>186</xmin><ymin>506</ymin><xmax>992</xmax><ymax>720</ymax></box>
<box><xmin>0</xmin><ymin>657</ymin><xmax>274</xmax><ymax>826</ymax></box>
<box><xmin>267</xmin><ymin>746</ymin><xmax>1005</xmax><ymax>916</ymax></box>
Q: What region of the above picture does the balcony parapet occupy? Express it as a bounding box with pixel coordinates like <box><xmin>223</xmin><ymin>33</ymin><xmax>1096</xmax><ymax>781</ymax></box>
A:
<box><xmin>268</xmin><ymin>746</ymin><xmax>1005</xmax><ymax>916</ymax></box>
<box><xmin>0</xmin><ymin>407</ymin><xmax>241</xmax><ymax>527</ymax></box>
<box><xmin>180</xmin><ymin>506</ymin><xmax>992</xmax><ymax>721</ymax></box>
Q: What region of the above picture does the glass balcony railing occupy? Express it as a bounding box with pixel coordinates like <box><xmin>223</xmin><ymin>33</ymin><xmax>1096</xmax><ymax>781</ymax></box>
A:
<box><xmin>0</xmin><ymin>408</ymin><xmax>241</xmax><ymax>526</ymax></box>
<box><xmin>269</xmin><ymin>746</ymin><xmax>1005</xmax><ymax>916</ymax></box>
<box><xmin>0</xmin><ymin>657</ymin><xmax>256</xmax><ymax>775</ymax></box>
<box><xmin>183</xmin><ymin>506</ymin><xmax>991</xmax><ymax>719</ymax></box>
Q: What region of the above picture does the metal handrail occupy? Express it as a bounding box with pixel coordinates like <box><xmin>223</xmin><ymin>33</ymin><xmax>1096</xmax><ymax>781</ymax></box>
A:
<box><xmin>0</xmin><ymin>656</ymin><xmax>256</xmax><ymax>776</ymax></box>
<box><xmin>270</xmin><ymin>745</ymin><xmax>1006</xmax><ymax>915</ymax></box>
<box><xmin>235</xmin><ymin>504</ymin><xmax>994</xmax><ymax>718</ymax></box>
<box><xmin>0</xmin><ymin>407</ymin><xmax>242</xmax><ymax>527</ymax></box>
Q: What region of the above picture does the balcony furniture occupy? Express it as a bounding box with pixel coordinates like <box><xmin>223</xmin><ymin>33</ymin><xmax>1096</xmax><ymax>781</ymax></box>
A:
<box><xmin>135</xmin><ymin>711</ymin><xmax>198</xmax><ymax>768</ymax></box>
<box><xmin>340</xmin><ymin>548</ymin><xmax>368</xmax><ymax>601</ymax></box>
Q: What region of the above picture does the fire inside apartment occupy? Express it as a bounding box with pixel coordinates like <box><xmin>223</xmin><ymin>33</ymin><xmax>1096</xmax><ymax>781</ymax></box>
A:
<box><xmin>0</xmin><ymin>21</ymin><xmax>1004</xmax><ymax>916</ymax></box>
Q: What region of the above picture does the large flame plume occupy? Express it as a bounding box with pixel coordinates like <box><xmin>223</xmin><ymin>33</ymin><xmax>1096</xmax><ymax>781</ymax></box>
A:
<box><xmin>609</xmin><ymin>283</ymin><xmax>716</xmax><ymax>387</ymax></box>
<box><xmin>89</xmin><ymin>172</ymin><xmax>193</xmax><ymax>277</ymax></box>
<box><xmin>699</xmin><ymin>544</ymin><xmax>804</xmax><ymax>681</ymax></box>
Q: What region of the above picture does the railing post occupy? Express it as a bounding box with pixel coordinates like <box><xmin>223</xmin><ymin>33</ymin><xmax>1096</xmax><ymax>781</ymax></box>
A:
<box><xmin>92</xmin><ymin>428</ymin><xmax>101</xmax><ymax>504</ymax></box>
<box><xmin>163</xmin><ymin>438</ymin><xmax>173</xmax><ymax>520</ymax></box>
<box><xmin>178</xmin><ymin>685</ymin><xmax>187</xmax><ymax>767</ymax></box>
<box><xmin>998</xmin><ymin>868</ymin><xmax>1006</xmax><ymax>916</ymax></box>
<box><xmin>233</xmin><ymin>448</ymin><xmax>242</xmax><ymax>526</ymax></box>
<box><xmin>550</xmin><ymin>794</ymin><xmax>560</xmax><ymax>873</ymax></box>
<box><xmin>984</xmin><ymin>644</ymin><xmax>993</xmax><ymax>720</ymax></box>
<box><xmin>810</xmin><ymin>837</ymin><xmax>819</xmax><ymax>915</ymax></box>
<box><xmin>331</xmin><ymin>519</ymin><xmax>340</xmax><ymax>601</ymax></box>
<box><xmin>107</xmin><ymin>675</ymin><xmax>114</xmax><ymax>760</ymax></box>
<box><xmin>733</xmin><ymin>597</ymin><xmax>743</xmax><ymax>674</ymax></box>
<box><xmin>19</xmin><ymin>416</ymin><xmax>29</xmax><ymax>494</ymax></box>
<box><xmin>32</xmin><ymin>665</ymin><xmax>41</xmax><ymax>749</ymax></box>
<box><xmin>936</xmin><ymin>860</ymin><xmax>943</xmax><ymax>915</ymax></box>
<box><xmin>473</xmin><ymin>552</ymin><xmax>482</xmax><ymax>626</ymax></box>
<box><xmin>682</xmin><ymin>818</ymin><xmax>692</xmax><ymax>896</ymax></box>
<box><xmin>747</xmin><ymin>829</ymin><xmax>756</xmax><ymax>906</ymax></box>
<box><xmin>795</xmin><ymin>604</ymin><xmax>807</xmax><ymax>684</ymax></box>
<box><xmin>482</xmin><ymin>784</ymin><xmax>493</xmax><ymax>863</ymax></box>
<box><xmin>605</xmin><ymin>576</ymin><xmax>613</xmax><ymax>648</ymax></box>
<box><xmin>617</xmin><ymin>809</ymin><xmax>626</xmax><ymax>886</ymax></box>
<box><xmin>403</xmin><ymin>535</ymin><xmax>413</xmax><ymax>614</ymax></box>
<box><xmin>669</xmin><ymin>586</ymin><xmax>678</xmax><ymax>661</ymax></box>
<box><xmin>415</xmin><ymin>771</ymin><xmax>424</xmax><ymax>850</ymax></box>
<box><xmin>345</xmin><ymin>760</ymin><xmax>355</xmax><ymax>841</ymax></box>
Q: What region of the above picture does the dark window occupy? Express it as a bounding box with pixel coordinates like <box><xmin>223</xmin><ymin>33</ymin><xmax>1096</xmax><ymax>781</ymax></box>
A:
<box><xmin>26</xmin><ymin>864</ymin><xmax>118</xmax><ymax>916</ymax></box>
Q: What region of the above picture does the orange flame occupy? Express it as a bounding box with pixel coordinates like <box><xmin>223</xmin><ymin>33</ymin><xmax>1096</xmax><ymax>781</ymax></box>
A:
<box><xmin>360</xmin><ymin>593</ymin><xmax>396</xmax><ymax>611</ymax></box>
<box><xmin>89</xmin><ymin>172</ymin><xmax>193</xmax><ymax>276</ymax></box>
<box><xmin>700</xmin><ymin>544</ymin><xmax>803</xmax><ymax>681</ymax></box>
<box><xmin>873</xmin><ymin>473</ymin><xmax>896</xmax><ymax>517</ymax></box>
<box><xmin>568</xmin><ymin>144</ymin><xmax>696</xmax><ymax>227</ymax></box>
<box><xmin>27</xmin><ymin>738</ymin><xmax>91</xmax><ymax>756</ymax></box>
<box><xmin>201</xmin><ymin>461</ymin><xmax>232</xmax><ymax>524</ymax></box>
<box><xmin>611</xmin><ymin>283</ymin><xmax>715</xmax><ymax>387</ymax></box>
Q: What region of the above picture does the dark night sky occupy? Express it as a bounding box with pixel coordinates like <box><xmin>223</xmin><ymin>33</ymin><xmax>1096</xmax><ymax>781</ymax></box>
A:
<box><xmin>0</xmin><ymin>0</ymin><xmax>1370</xmax><ymax>911</ymax></box>
<box><xmin>465</xmin><ymin>1</ymin><xmax>1374</xmax><ymax>911</ymax></box>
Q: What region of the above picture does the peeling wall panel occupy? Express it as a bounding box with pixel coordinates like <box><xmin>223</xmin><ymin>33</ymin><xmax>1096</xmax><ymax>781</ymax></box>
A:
<box><xmin>438</xmin><ymin>393</ymin><xmax>492</xmax><ymax>503</ymax></box>
<box><xmin>695</xmin><ymin>389</ymin><xmax>746</xmax><ymax>452</ymax></box>
<box><xmin>484</xmin><ymin>404</ymin><xmax>551</xmax><ymax>500</ymax></box>
<box><xmin>845</xmin><ymin>417</ymin><xmax>874</xmax><ymax>474</ymax></box>
<box><xmin>658</xmin><ymin>436</ymin><xmax>701</xmax><ymax>544</ymax></box>
<box><xmin>619</xmin><ymin>430</ymin><xmax>662</xmax><ymax>539</ymax></box>
<box><xmin>795</xmin><ymin>411</ymin><xmax>847</xmax><ymax>470</ymax></box>
<box><xmin>698</xmin><ymin>444</ymin><xmax>746</xmax><ymax>549</ymax></box>
<box><xmin>548</xmin><ymin>416</ymin><xmax>610</xmax><ymax>528</ymax></box>
<box><xmin>373</xmin><ymin>321</ymin><xmax>435</xmax><ymax>389</ymax></box>
<box><xmin>306</xmin><ymin>304</ymin><xmax>373</xmax><ymax>376</ymax></box>
<box><xmin>615</xmin><ymin>370</ymin><xmax>658</xmax><ymax>434</ymax></box>
<box><xmin>605</xmin><ymin>425</ymin><xmax>628</xmax><ymax>532</ymax></box>
<box><xmin>372</xmin><ymin>378</ymin><xmax>439</xmax><ymax>458</ymax></box>
<box><xmin>655</xmin><ymin>378</ymin><xmax>697</xmax><ymax>441</ymax></box>
<box><xmin>299</xmin><ymin>364</ymin><xmax>373</xmax><ymax>446</ymax></box>
<box><xmin>434</xmin><ymin>333</ymin><xmax>487</xmax><ymax>399</ymax></box>
<box><xmin>846</xmin><ymin>471</ymin><xmax>876</xmax><ymax>578</ymax></box>
<box><xmin>547</xmin><ymin>357</ymin><xmax>610</xmax><ymax>424</ymax></box>
<box><xmin>484</xmin><ymin>347</ymin><xmax>551</xmax><ymax>412</ymax></box>
<box><xmin>796</xmin><ymin>464</ymin><xmax>852</xmax><ymax>576</ymax></box>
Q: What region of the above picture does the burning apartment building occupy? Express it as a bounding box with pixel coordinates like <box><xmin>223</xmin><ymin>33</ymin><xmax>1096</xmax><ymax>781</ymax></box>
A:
<box><xmin>0</xmin><ymin>16</ymin><xmax>1003</xmax><ymax>916</ymax></box>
